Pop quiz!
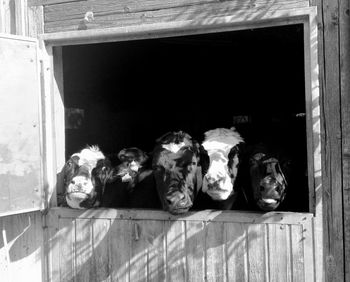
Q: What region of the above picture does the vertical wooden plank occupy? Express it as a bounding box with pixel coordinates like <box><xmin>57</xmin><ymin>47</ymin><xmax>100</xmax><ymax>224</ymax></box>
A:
<box><xmin>27</xmin><ymin>4</ymin><xmax>44</xmax><ymax>38</ymax></box>
<box><xmin>130</xmin><ymin>220</ymin><xmax>148</xmax><ymax>281</ymax></box>
<box><xmin>306</xmin><ymin>3</ymin><xmax>324</xmax><ymax>281</ymax></box>
<box><xmin>58</xmin><ymin>217</ymin><xmax>75</xmax><ymax>282</ymax></box>
<box><xmin>302</xmin><ymin>218</ymin><xmax>315</xmax><ymax>281</ymax></box>
<box><xmin>47</xmin><ymin>211</ymin><xmax>60</xmax><ymax>282</ymax></box>
<box><xmin>226</xmin><ymin>222</ymin><xmax>248</xmax><ymax>282</ymax></box>
<box><xmin>315</xmin><ymin>0</ymin><xmax>343</xmax><ymax>280</ymax></box>
<box><xmin>268</xmin><ymin>224</ymin><xmax>291</xmax><ymax>282</ymax></box>
<box><xmin>110</xmin><ymin>219</ymin><xmax>131</xmax><ymax>282</ymax></box>
<box><xmin>247</xmin><ymin>224</ymin><xmax>267</xmax><ymax>282</ymax></box>
<box><xmin>14</xmin><ymin>0</ymin><xmax>27</xmax><ymax>35</ymax></box>
<box><xmin>206</xmin><ymin>222</ymin><xmax>226</xmax><ymax>281</ymax></box>
<box><xmin>290</xmin><ymin>224</ymin><xmax>305</xmax><ymax>281</ymax></box>
<box><xmin>92</xmin><ymin>219</ymin><xmax>111</xmax><ymax>282</ymax></box>
<box><xmin>340</xmin><ymin>0</ymin><xmax>350</xmax><ymax>280</ymax></box>
<box><xmin>165</xmin><ymin>220</ymin><xmax>186</xmax><ymax>281</ymax></box>
<box><xmin>75</xmin><ymin>218</ymin><xmax>94</xmax><ymax>281</ymax></box>
<box><xmin>147</xmin><ymin>220</ymin><xmax>166</xmax><ymax>282</ymax></box>
<box><xmin>0</xmin><ymin>0</ymin><xmax>16</xmax><ymax>34</ymax></box>
<box><xmin>52</xmin><ymin>46</ymin><xmax>66</xmax><ymax>199</ymax></box>
<box><xmin>186</xmin><ymin>221</ymin><xmax>205</xmax><ymax>282</ymax></box>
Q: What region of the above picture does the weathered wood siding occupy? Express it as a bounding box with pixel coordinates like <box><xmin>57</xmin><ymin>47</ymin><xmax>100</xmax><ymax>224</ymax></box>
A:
<box><xmin>27</xmin><ymin>0</ymin><xmax>310</xmax><ymax>34</ymax></box>
<box><xmin>0</xmin><ymin>211</ymin><xmax>43</xmax><ymax>282</ymax></box>
<box><xmin>0</xmin><ymin>3</ymin><xmax>44</xmax><ymax>282</ymax></box>
<box><xmin>48</xmin><ymin>208</ymin><xmax>314</xmax><ymax>282</ymax></box>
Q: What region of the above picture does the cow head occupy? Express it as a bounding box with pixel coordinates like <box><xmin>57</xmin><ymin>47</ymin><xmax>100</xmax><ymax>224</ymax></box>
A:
<box><xmin>63</xmin><ymin>145</ymin><xmax>113</xmax><ymax>209</ymax></box>
<box><xmin>116</xmin><ymin>147</ymin><xmax>149</xmax><ymax>190</ymax></box>
<box><xmin>201</xmin><ymin>127</ymin><xmax>244</xmax><ymax>201</ymax></box>
<box><xmin>152</xmin><ymin>131</ymin><xmax>202</xmax><ymax>215</ymax></box>
<box><xmin>249</xmin><ymin>150</ymin><xmax>288</xmax><ymax>211</ymax></box>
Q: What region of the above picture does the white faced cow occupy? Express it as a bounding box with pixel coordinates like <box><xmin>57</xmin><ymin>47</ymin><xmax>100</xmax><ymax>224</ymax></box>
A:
<box><xmin>63</xmin><ymin>145</ymin><xmax>112</xmax><ymax>209</ymax></box>
<box><xmin>200</xmin><ymin>127</ymin><xmax>244</xmax><ymax>209</ymax></box>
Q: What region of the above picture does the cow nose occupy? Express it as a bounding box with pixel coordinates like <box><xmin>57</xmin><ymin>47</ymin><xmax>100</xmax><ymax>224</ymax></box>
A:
<box><xmin>206</xmin><ymin>174</ymin><xmax>225</xmax><ymax>184</ymax></box>
<box><xmin>166</xmin><ymin>191</ymin><xmax>186</xmax><ymax>206</ymax></box>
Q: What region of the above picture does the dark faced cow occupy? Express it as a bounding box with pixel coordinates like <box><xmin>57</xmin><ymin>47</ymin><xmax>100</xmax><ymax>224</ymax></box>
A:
<box><xmin>101</xmin><ymin>147</ymin><xmax>161</xmax><ymax>209</ymax></box>
<box><xmin>63</xmin><ymin>145</ymin><xmax>113</xmax><ymax>209</ymax></box>
<box><xmin>245</xmin><ymin>144</ymin><xmax>289</xmax><ymax>211</ymax></box>
<box><xmin>152</xmin><ymin>131</ymin><xmax>202</xmax><ymax>215</ymax></box>
<box><xmin>194</xmin><ymin>127</ymin><xmax>244</xmax><ymax>210</ymax></box>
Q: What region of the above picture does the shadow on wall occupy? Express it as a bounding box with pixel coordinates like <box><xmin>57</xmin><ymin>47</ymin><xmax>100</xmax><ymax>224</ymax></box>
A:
<box><xmin>48</xmin><ymin>207</ymin><xmax>311</xmax><ymax>281</ymax></box>
<box><xmin>53</xmin><ymin>1</ymin><xmax>321</xmax><ymax>280</ymax></box>
<box><xmin>0</xmin><ymin>212</ymin><xmax>43</xmax><ymax>281</ymax></box>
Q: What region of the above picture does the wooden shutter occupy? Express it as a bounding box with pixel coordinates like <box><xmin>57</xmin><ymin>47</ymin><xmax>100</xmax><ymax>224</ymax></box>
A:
<box><xmin>0</xmin><ymin>33</ymin><xmax>43</xmax><ymax>216</ymax></box>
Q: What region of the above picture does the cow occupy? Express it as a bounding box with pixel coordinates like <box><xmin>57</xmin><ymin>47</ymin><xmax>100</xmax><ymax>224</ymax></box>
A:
<box><xmin>63</xmin><ymin>145</ymin><xmax>113</xmax><ymax>209</ymax></box>
<box><xmin>151</xmin><ymin>131</ymin><xmax>203</xmax><ymax>215</ymax></box>
<box><xmin>101</xmin><ymin>147</ymin><xmax>161</xmax><ymax>209</ymax></box>
<box><xmin>243</xmin><ymin>144</ymin><xmax>290</xmax><ymax>211</ymax></box>
<box><xmin>193</xmin><ymin>127</ymin><xmax>245</xmax><ymax>210</ymax></box>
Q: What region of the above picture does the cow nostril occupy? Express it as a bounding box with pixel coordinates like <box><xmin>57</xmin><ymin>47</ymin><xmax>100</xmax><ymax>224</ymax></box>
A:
<box><xmin>71</xmin><ymin>180</ymin><xmax>75</xmax><ymax>185</ymax></box>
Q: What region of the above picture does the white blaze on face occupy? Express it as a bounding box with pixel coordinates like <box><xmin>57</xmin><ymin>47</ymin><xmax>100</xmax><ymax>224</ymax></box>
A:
<box><xmin>68</xmin><ymin>146</ymin><xmax>105</xmax><ymax>194</ymax></box>
<box><xmin>202</xmin><ymin>128</ymin><xmax>244</xmax><ymax>200</ymax></box>
<box><xmin>162</xmin><ymin>142</ymin><xmax>186</xmax><ymax>153</ymax></box>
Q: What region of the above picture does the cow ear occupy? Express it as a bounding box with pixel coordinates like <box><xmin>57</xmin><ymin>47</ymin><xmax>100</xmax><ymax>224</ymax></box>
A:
<box><xmin>139</xmin><ymin>150</ymin><xmax>149</xmax><ymax>165</ymax></box>
<box><xmin>155</xmin><ymin>131</ymin><xmax>173</xmax><ymax>143</ymax></box>
<box><xmin>117</xmin><ymin>148</ymin><xmax>128</xmax><ymax>162</ymax></box>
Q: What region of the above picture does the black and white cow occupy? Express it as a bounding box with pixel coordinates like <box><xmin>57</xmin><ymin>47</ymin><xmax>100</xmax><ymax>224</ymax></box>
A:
<box><xmin>152</xmin><ymin>131</ymin><xmax>203</xmax><ymax>215</ymax></box>
<box><xmin>101</xmin><ymin>147</ymin><xmax>161</xmax><ymax>209</ymax></box>
<box><xmin>243</xmin><ymin>144</ymin><xmax>290</xmax><ymax>211</ymax></box>
<box><xmin>193</xmin><ymin>127</ymin><xmax>244</xmax><ymax>210</ymax></box>
<box><xmin>63</xmin><ymin>145</ymin><xmax>113</xmax><ymax>209</ymax></box>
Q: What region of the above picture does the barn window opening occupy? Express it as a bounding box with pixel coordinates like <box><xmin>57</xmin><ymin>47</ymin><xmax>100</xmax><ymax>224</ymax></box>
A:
<box><xmin>60</xmin><ymin>23</ymin><xmax>309</xmax><ymax>212</ymax></box>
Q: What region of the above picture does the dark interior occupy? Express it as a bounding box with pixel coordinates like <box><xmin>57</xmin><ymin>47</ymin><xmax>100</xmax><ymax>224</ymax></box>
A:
<box><xmin>61</xmin><ymin>23</ymin><xmax>309</xmax><ymax>212</ymax></box>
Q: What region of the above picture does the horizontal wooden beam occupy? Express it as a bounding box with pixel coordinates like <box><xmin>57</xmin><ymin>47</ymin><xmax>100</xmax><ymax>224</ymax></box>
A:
<box><xmin>28</xmin><ymin>0</ymin><xmax>84</xmax><ymax>7</ymax></box>
<box><xmin>50</xmin><ymin>207</ymin><xmax>314</xmax><ymax>225</ymax></box>
<box><xmin>41</xmin><ymin>6</ymin><xmax>312</xmax><ymax>45</ymax></box>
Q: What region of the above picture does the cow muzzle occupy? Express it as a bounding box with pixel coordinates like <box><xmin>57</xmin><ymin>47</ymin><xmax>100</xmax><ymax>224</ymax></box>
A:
<box><xmin>165</xmin><ymin>190</ymin><xmax>192</xmax><ymax>214</ymax></box>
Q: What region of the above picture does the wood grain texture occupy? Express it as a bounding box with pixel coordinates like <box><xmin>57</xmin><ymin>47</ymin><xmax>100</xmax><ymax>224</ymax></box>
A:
<box><xmin>146</xmin><ymin>220</ymin><xmax>166</xmax><ymax>282</ymax></box>
<box><xmin>186</xmin><ymin>221</ymin><xmax>205</xmax><ymax>282</ymax></box>
<box><xmin>308</xmin><ymin>0</ymin><xmax>345</xmax><ymax>281</ymax></box>
<box><xmin>226</xmin><ymin>223</ymin><xmax>248</xmax><ymax>282</ymax></box>
<box><xmin>109</xmin><ymin>219</ymin><xmax>130</xmax><ymax>282</ymax></box>
<box><xmin>339</xmin><ymin>0</ymin><xmax>350</xmax><ymax>280</ymax></box>
<box><xmin>129</xmin><ymin>220</ymin><xmax>148</xmax><ymax>281</ymax></box>
<box><xmin>268</xmin><ymin>224</ymin><xmax>292</xmax><ymax>282</ymax></box>
<box><xmin>165</xmin><ymin>220</ymin><xmax>186</xmax><ymax>281</ymax></box>
<box><xmin>53</xmin><ymin>207</ymin><xmax>313</xmax><ymax>224</ymax></box>
<box><xmin>45</xmin><ymin>209</ymin><xmax>315</xmax><ymax>281</ymax></box>
<box><xmin>27</xmin><ymin>5</ymin><xmax>44</xmax><ymax>37</ymax></box>
<box><xmin>75</xmin><ymin>218</ymin><xmax>94</xmax><ymax>281</ymax></box>
<box><xmin>247</xmin><ymin>224</ymin><xmax>267</xmax><ymax>282</ymax></box>
<box><xmin>58</xmin><ymin>218</ymin><xmax>75</xmax><ymax>282</ymax></box>
<box><xmin>0</xmin><ymin>212</ymin><xmax>43</xmax><ymax>282</ymax></box>
<box><xmin>43</xmin><ymin>0</ymin><xmax>310</xmax><ymax>33</ymax></box>
<box><xmin>206</xmin><ymin>222</ymin><xmax>226</xmax><ymax>281</ymax></box>
<box><xmin>290</xmin><ymin>224</ymin><xmax>305</xmax><ymax>281</ymax></box>
<box><xmin>92</xmin><ymin>219</ymin><xmax>110</xmax><ymax>282</ymax></box>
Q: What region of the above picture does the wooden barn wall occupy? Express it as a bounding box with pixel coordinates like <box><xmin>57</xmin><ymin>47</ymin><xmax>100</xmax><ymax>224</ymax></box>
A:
<box><xmin>309</xmin><ymin>0</ymin><xmax>350</xmax><ymax>281</ymax></box>
<box><xmin>0</xmin><ymin>212</ymin><xmax>43</xmax><ymax>282</ymax></box>
<box><xmin>0</xmin><ymin>0</ymin><xmax>349</xmax><ymax>281</ymax></box>
<box><xmin>25</xmin><ymin>0</ymin><xmax>349</xmax><ymax>280</ymax></box>
<box><xmin>0</xmin><ymin>2</ymin><xmax>45</xmax><ymax>282</ymax></box>
<box><xmin>48</xmin><ymin>208</ymin><xmax>315</xmax><ymax>282</ymax></box>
